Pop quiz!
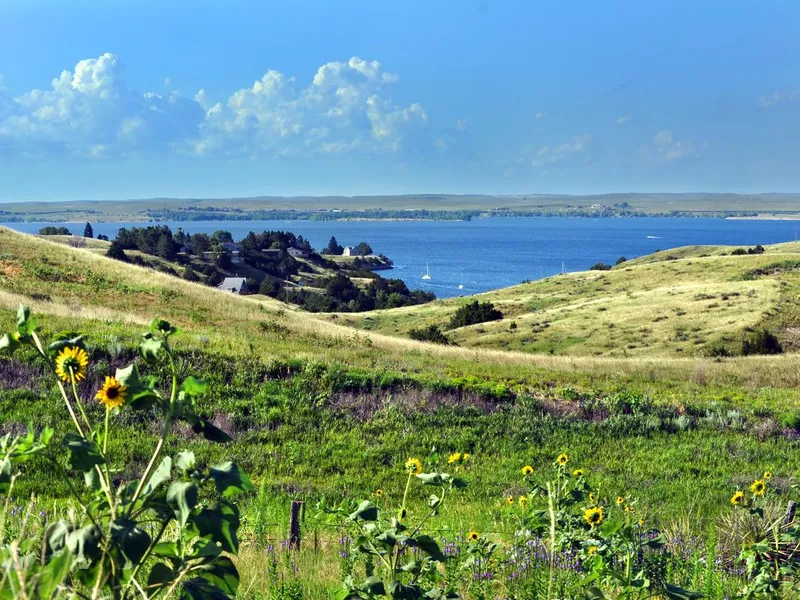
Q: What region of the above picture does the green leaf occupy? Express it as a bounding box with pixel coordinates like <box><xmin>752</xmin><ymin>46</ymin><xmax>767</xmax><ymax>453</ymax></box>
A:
<box><xmin>111</xmin><ymin>518</ymin><xmax>151</xmax><ymax>569</ymax></box>
<box><xmin>150</xmin><ymin>317</ymin><xmax>177</xmax><ymax>337</ymax></box>
<box><xmin>42</xmin><ymin>520</ymin><xmax>72</xmax><ymax>561</ymax></box>
<box><xmin>189</xmin><ymin>417</ymin><xmax>232</xmax><ymax>443</ymax></box>
<box><xmin>388</xmin><ymin>579</ymin><xmax>423</xmax><ymax>600</ymax></box>
<box><xmin>193</xmin><ymin>556</ymin><xmax>239</xmax><ymax>596</ymax></box>
<box><xmin>175</xmin><ymin>451</ymin><xmax>196</xmax><ymax>474</ymax></box>
<box><xmin>84</xmin><ymin>469</ymin><xmax>101</xmax><ymax>492</ymax></box>
<box><xmin>16</xmin><ymin>305</ymin><xmax>37</xmax><ymax>334</ymax></box>
<box><xmin>349</xmin><ymin>500</ymin><xmax>378</xmax><ymax>522</ymax></box>
<box><xmin>209</xmin><ymin>462</ymin><xmax>253</xmax><ymax>498</ymax></box>
<box><xmin>47</xmin><ymin>336</ymin><xmax>85</xmax><ymax>356</ymax></box>
<box><xmin>180</xmin><ymin>578</ymin><xmax>232</xmax><ymax>600</ymax></box>
<box><xmin>167</xmin><ymin>481</ymin><xmax>198</xmax><ymax>527</ymax></box>
<box><xmin>152</xmin><ymin>542</ymin><xmax>179</xmax><ymax>558</ymax></box>
<box><xmin>407</xmin><ymin>535</ymin><xmax>445</xmax><ymax>562</ymax></box>
<box><xmin>663</xmin><ymin>584</ymin><xmax>704</xmax><ymax>600</ymax></box>
<box><xmin>147</xmin><ymin>562</ymin><xmax>174</xmax><ymax>589</ymax></box>
<box><xmin>0</xmin><ymin>458</ymin><xmax>12</xmax><ymax>494</ymax></box>
<box><xmin>115</xmin><ymin>364</ymin><xmax>161</xmax><ymax>410</ymax></box>
<box><xmin>141</xmin><ymin>456</ymin><xmax>172</xmax><ymax>498</ymax></box>
<box><xmin>63</xmin><ymin>433</ymin><xmax>105</xmax><ymax>472</ymax></box>
<box><xmin>139</xmin><ymin>334</ymin><xmax>164</xmax><ymax>363</ymax></box>
<box><xmin>35</xmin><ymin>548</ymin><xmax>72</xmax><ymax>599</ymax></box>
<box><xmin>416</xmin><ymin>473</ymin><xmax>446</xmax><ymax>486</ymax></box>
<box><xmin>66</xmin><ymin>524</ymin><xmax>102</xmax><ymax>569</ymax></box>
<box><xmin>181</xmin><ymin>376</ymin><xmax>208</xmax><ymax>396</ymax></box>
<box><xmin>583</xmin><ymin>587</ymin><xmax>607</xmax><ymax>600</ymax></box>
<box><xmin>191</xmin><ymin>501</ymin><xmax>241</xmax><ymax>554</ymax></box>
<box><xmin>360</xmin><ymin>576</ymin><xmax>386</xmax><ymax>595</ymax></box>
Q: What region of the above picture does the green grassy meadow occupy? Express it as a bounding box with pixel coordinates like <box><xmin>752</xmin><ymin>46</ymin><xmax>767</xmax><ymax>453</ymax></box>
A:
<box><xmin>1</xmin><ymin>226</ymin><xmax>800</xmax><ymax>597</ymax></box>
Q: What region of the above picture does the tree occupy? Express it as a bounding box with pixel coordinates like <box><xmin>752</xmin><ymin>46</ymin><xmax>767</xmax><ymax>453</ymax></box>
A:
<box><xmin>616</xmin><ymin>256</ymin><xmax>627</xmax><ymax>265</ymax></box>
<box><xmin>38</xmin><ymin>226</ymin><xmax>71</xmax><ymax>236</ymax></box>
<box><xmin>447</xmin><ymin>300</ymin><xmax>502</xmax><ymax>329</ymax></box>
<box><xmin>97</xmin><ymin>234</ymin><xmax>109</xmax><ymax>241</ymax></box>
<box><xmin>210</xmin><ymin>230</ymin><xmax>233</xmax><ymax>245</ymax></box>
<box><xmin>106</xmin><ymin>240</ymin><xmax>128</xmax><ymax>261</ymax></box>
<box><xmin>190</xmin><ymin>233</ymin><xmax>211</xmax><ymax>255</ymax></box>
<box><xmin>324</xmin><ymin>236</ymin><xmax>344</xmax><ymax>255</ymax></box>
<box><xmin>156</xmin><ymin>235</ymin><xmax>177</xmax><ymax>260</ymax></box>
<box><xmin>83</xmin><ymin>222</ymin><xmax>93</xmax><ymax>238</ymax></box>
<box><xmin>354</xmin><ymin>241</ymin><xmax>373</xmax><ymax>256</ymax></box>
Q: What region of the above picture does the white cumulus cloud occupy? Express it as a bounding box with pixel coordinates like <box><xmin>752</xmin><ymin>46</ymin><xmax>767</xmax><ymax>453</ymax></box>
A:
<box><xmin>653</xmin><ymin>130</ymin><xmax>697</xmax><ymax>160</ymax></box>
<box><xmin>615</xmin><ymin>115</ymin><xmax>631</xmax><ymax>125</ymax></box>
<box><xmin>758</xmin><ymin>91</ymin><xmax>800</xmax><ymax>108</ymax></box>
<box><xmin>0</xmin><ymin>53</ymin><xmax>429</xmax><ymax>159</ymax></box>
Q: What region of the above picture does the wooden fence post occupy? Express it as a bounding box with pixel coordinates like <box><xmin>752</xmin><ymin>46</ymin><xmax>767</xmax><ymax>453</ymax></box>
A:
<box><xmin>289</xmin><ymin>500</ymin><xmax>304</xmax><ymax>550</ymax></box>
<box><xmin>784</xmin><ymin>501</ymin><xmax>796</xmax><ymax>526</ymax></box>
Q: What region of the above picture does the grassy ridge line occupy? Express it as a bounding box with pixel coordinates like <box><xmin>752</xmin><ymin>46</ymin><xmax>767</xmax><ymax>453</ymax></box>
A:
<box><xmin>337</xmin><ymin>242</ymin><xmax>800</xmax><ymax>358</ymax></box>
<box><xmin>4</xmin><ymin>192</ymin><xmax>800</xmax><ymax>220</ymax></box>
<box><xmin>4</xmin><ymin>227</ymin><xmax>800</xmax><ymax>400</ymax></box>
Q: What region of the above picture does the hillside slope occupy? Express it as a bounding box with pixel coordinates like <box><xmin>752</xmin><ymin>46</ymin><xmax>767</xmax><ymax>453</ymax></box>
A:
<box><xmin>334</xmin><ymin>243</ymin><xmax>800</xmax><ymax>357</ymax></box>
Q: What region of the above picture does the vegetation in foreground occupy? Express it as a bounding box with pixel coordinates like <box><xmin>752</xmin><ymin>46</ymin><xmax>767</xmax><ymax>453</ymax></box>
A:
<box><xmin>2</xmin><ymin>227</ymin><xmax>800</xmax><ymax>596</ymax></box>
<box><xmin>3</xmin><ymin>307</ymin><xmax>800</xmax><ymax>599</ymax></box>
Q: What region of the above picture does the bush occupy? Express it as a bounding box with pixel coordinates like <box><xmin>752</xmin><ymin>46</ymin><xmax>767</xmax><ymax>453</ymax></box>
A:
<box><xmin>589</xmin><ymin>262</ymin><xmax>612</xmax><ymax>271</ymax></box>
<box><xmin>408</xmin><ymin>324</ymin><xmax>451</xmax><ymax>345</ymax></box>
<box><xmin>447</xmin><ymin>300</ymin><xmax>502</xmax><ymax>329</ymax></box>
<box><xmin>38</xmin><ymin>226</ymin><xmax>71</xmax><ymax>235</ymax></box>
<box><xmin>106</xmin><ymin>240</ymin><xmax>128</xmax><ymax>261</ymax></box>
<box><xmin>742</xmin><ymin>329</ymin><xmax>782</xmax><ymax>355</ymax></box>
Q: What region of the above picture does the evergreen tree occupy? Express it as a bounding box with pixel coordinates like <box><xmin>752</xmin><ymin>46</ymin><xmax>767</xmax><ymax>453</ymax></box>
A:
<box><xmin>106</xmin><ymin>241</ymin><xmax>127</xmax><ymax>261</ymax></box>
<box><xmin>324</xmin><ymin>236</ymin><xmax>344</xmax><ymax>255</ymax></box>
<box><xmin>83</xmin><ymin>222</ymin><xmax>93</xmax><ymax>238</ymax></box>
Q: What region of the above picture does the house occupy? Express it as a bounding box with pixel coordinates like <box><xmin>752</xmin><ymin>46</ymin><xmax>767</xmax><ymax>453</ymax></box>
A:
<box><xmin>222</xmin><ymin>242</ymin><xmax>241</xmax><ymax>252</ymax></box>
<box><xmin>217</xmin><ymin>277</ymin><xmax>248</xmax><ymax>295</ymax></box>
<box><xmin>179</xmin><ymin>245</ymin><xmax>192</xmax><ymax>254</ymax></box>
<box><xmin>342</xmin><ymin>246</ymin><xmax>354</xmax><ymax>256</ymax></box>
<box><xmin>287</xmin><ymin>247</ymin><xmax>308</xmax><ymax>258</ymax></box>
<box><xmin>261</xmin><ymin>248</ymin><xmax>281</xmax><ymax>258</ymax></box>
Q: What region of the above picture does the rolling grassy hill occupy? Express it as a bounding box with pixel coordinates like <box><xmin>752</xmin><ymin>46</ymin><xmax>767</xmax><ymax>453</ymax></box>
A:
<box><xmin>3</xmin><ymin>226</ymin><xmax>800</xmax><ymax>595</ymax></box>
<box><xmin>335</xmin><ymin>242</ymin><xmax>800</xmax><ymax>357</ymax></box>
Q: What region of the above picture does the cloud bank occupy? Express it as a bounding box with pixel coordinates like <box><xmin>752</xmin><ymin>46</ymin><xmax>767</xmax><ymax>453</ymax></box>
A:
<box><xmin>0</xmin><ymin>54</ymin><xmax>430</xmax><ymax>159</ymax></box>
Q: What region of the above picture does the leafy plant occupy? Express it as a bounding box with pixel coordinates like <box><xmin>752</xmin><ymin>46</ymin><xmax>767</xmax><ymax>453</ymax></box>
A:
<box><xmin>0</xmin><ymin>305</ymin><xmax>252</xmax><ymax>598</ymax></box>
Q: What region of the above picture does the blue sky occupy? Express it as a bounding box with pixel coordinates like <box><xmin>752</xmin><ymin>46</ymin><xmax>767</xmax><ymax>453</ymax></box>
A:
<box><xmin>1</xmin><ymin>0</ymin><xmax>799</xmax><ymax>201</ymax></box>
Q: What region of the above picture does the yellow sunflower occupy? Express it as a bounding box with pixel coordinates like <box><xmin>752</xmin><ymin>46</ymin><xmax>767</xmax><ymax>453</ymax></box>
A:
<box><xmin>55</xmin><ymin>346</ymin><xmax>89</xmax><ymax>384</ymax></box>
<box><xmin>587</xmin><ymin>545</ymin><xmax>598</xmax><ymax>556</ymax></box>
<box><xmin>730</xmin><ymin>490</ymin><xmax>745</xmax><ymax>506</ymax></box>
<box><xmin>588</xmin><ymin>492</ymin><xmax>597</xmax><ymax>505</ymax></box>
<box><xmin>448</xmin><ymin>452</ymin><xmax>462</xmax><ymax>465</ymax></box>
<box><xmin>518</xmin><ymin>495</ymin><xmax>530</xmax><ymax>508</ymax></box>
<box><xmin>405</xmin><ymin>457</ymin><xmax>423</xmax><ymax>475</ymax></box>
<box><xmin>584</xmin><ymin>506</ymin><xmax>604</xmax><ymax>527</ymax></box>
<box><xmin>462</xmin><ymin>453</ymin><xmax>471</xmax><ymax>462</ymax></box>
<box><xmin>750</xmin><ymin>479</ymin><xmax>766</xmax><ymax>496</ymax></box>
<box><xmin>616</xmin><ymin>496</ymin><xmax>625</xmax><ymax>506</ymax></box>
<box><xmin>95</xmin><ymin>376</ymin><xmax>127</xmax><ymax>409</ymax></box>
<box><xmin>556</xmin><ymin>453</ymin><xmax>569</xmax><ymax>466</ymax></box>
<box><xmin>625</xmin><ymin>504</ymin><xmax>634</xmax><ymax>513</ymax></box>
<box><xmin>375</xmin><ymin>489</ymin><xmax>384</xmax><ymax>497</ymax></box>
<box><xmin>763</xmin><ymin>471</ymin><xmax>773</xmax><ymax>480</ymax></box>
<box><xmin>572</xmin><ymin>469</ymin><xmax>584</xmax><ymax>477</ymax></box>
<box><xmin>506</xmin><ymin>495</ymin><xmax>514</xmax><ymax>505</ymax></box>
<box><xmin>521</xmin><ymin>465</ymin><xmax>534</xmax><ymax>476</ymax></box>
<box><xmin>468</xmin><ymin>531</ymin><xmax>480</xmax><ymax>542</ymax></box>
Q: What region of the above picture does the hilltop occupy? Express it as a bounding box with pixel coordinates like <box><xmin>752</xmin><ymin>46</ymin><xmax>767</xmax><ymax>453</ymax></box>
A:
<box><xmin>335</xmin><ymin>242</ymin><xmax>800</xmax><ymax>357</ymax></box>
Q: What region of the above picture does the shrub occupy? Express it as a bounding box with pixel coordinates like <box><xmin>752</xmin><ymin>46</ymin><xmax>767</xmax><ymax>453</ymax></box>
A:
<box><xmin>408</xmin><ymin>324</ymin><xmax>451</xmax><ymax>345</ymax></box>
<box><xmin>742</xmin><ymin>329</ymin><xmax>782</xmax><ymax>355</ymax></box>
<box><xmin>447</xmin><ymin>300</ymin><xmax>502</xmax><ymax>329</ymax></box>
<box><xmin>106</xmin><ymin>240</ymin><xmax>128</xmax><ymax>261</ymax></box>
<box><xmin>589</xmin><ymin>262</ymin><xmax>612</xmax><ymax>271</ymax></box>
<box><xmin>38</xmin><ymin>226</ymin><xmax>71</xmax><ymax>235</ymax></box>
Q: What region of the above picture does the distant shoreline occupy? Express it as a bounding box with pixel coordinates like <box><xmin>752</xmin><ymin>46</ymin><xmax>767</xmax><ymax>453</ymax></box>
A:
<box><xmin>726</xmin><ymin>215</ymin><xmax>800</xmax><ymax>221</ymax></box>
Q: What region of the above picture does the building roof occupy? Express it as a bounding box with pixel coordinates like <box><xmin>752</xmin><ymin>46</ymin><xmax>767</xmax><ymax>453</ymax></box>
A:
<box><xmin>217</xmin><ymin>277</ymin><xmax>248</xmax><ymax>293</ymax></box>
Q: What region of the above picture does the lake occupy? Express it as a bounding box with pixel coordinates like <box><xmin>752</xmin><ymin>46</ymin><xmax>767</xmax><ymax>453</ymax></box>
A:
<box><xmin>5</xmin><ymin>217</ymin><xmax>800</xmax><ymax>298</ymax></box>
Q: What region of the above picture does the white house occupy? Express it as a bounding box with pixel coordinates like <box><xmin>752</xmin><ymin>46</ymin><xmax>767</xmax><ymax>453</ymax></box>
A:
<box><xmin>287</xmin><ymin>247</ymin><xmax>308</xmax><ymax>258</ymax></box>
<box><xmin>342</xmin><ymin>246</ymin><xmax>354</xmax><ymax>256</ymax></box>
<box><xmin>217</xmin><ymin>277</ymin><xmax>248</xmax><ymax>295</ymax></box>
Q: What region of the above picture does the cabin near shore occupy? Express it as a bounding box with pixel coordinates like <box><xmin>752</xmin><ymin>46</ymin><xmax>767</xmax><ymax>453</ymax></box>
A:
<box><xmin>217</xmin><ymin>277</ymin><xmax>249</xmax><ymax>295</ymax></box>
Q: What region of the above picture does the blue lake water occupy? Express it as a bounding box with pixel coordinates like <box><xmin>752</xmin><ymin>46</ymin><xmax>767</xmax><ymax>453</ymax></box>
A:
<box><xmin>5</xmin><ymin>218</ymin><xmax>800</xmax><ymax>298</ymax></box>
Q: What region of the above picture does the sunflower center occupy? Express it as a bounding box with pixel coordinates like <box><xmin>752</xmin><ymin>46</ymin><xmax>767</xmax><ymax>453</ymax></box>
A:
<box><xmin>106</xmin><ymin>387</ymin><xmax>119</xmax><ymax>399</ymax></box>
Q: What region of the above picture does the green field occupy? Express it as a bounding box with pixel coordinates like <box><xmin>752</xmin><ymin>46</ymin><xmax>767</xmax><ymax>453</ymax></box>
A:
<box><xmin>1</xmin><ymin>226</ymin><xmax>799</xmax><ymax>598</ymax></box>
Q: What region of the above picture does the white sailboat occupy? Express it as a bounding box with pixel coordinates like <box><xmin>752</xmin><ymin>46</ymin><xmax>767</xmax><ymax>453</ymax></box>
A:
<box><xmin>458</xmin><ymin>272</ymin><xmax>464</xmax><ymax>290</ymax></box>
<box><xmin>422</xmin><ymin>263</ymin><xmax>431</xmax><ymax>280</ymax></box>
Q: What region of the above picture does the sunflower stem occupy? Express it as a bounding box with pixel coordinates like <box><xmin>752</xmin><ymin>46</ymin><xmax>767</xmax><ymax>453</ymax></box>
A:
<box><xmin>69</xmin><ymin>367</ymin><xmax>92</xmax><ymax>431</ymax></box>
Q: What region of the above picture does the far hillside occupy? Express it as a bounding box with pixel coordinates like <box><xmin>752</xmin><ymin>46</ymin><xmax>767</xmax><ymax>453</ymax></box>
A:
<box><xmin>39</xmin><ymin>226</ymin><xmax>434</xmax><ymax>313</ymax></box>
<box><xmin>334</xmin><ymin>242</ymin><xmax>800</xmax><ymax>357</ymax></box>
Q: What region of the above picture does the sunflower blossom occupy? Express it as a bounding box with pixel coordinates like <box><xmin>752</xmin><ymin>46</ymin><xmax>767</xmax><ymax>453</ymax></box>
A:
<box><xmin>95</xmin><ymin>376</ymin><xmax>127</xmax><ymax>409</ymax></box>
<box><xmin>55</xmin><ymin>346</ymin><xmax>89</xmax><ymax>384</ymax></box>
